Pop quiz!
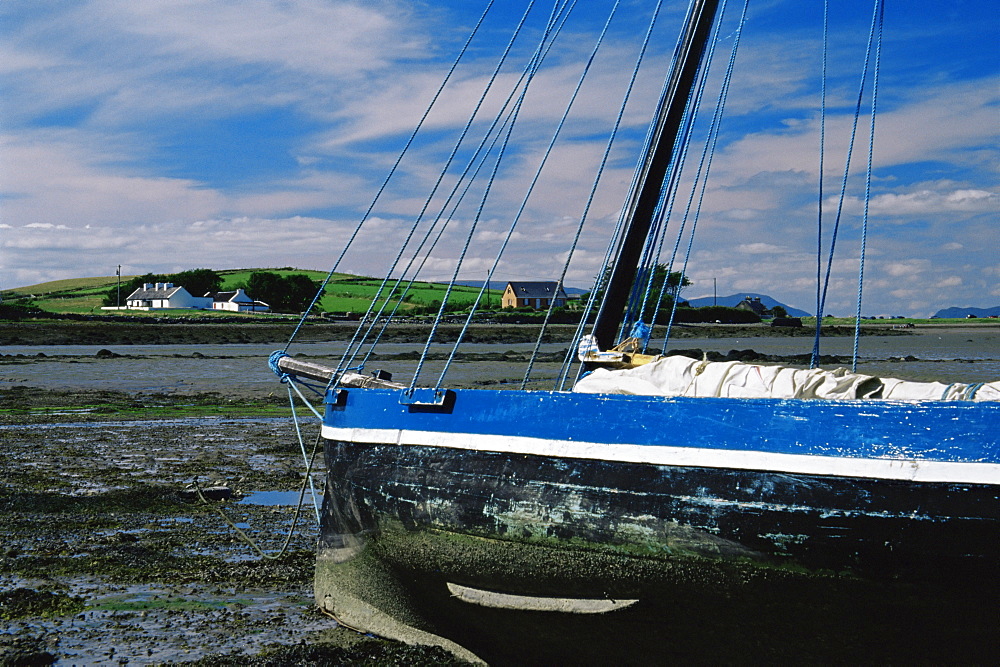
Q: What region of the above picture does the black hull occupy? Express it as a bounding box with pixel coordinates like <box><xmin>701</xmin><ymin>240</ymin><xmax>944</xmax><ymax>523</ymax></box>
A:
<box><xmin>317</xmin><ymin>440</ymin><xmax>999</xmax><ymax>664</ymax></box>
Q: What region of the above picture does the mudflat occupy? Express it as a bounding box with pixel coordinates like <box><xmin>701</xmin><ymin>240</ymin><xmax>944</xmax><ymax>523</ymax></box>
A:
<box><xmin>0</xmin><ymin>387</ymin><xmax>466</xmax><ymax>665</ymax></box>
<box><xmin>0</xmin><ymin>319</ymin><xmax>878</xmax><ymax>347</ymax></box>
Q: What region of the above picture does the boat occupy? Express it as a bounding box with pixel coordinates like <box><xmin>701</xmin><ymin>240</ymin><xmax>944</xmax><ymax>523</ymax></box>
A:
<box><xmin>270</xmin><ymin>1</ymin><xmax>999</xmax><ymax>663</ymax></box>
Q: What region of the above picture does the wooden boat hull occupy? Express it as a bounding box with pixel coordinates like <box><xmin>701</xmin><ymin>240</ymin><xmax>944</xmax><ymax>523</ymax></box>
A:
<box><xmin>316</xmin><ymin>388</ymin><xmax>999</xmax><ymax>663</ymax></box>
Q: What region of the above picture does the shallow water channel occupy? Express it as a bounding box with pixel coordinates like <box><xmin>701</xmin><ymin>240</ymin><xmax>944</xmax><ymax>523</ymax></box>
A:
<box><xmin>3</xmin><ymin>325</ymin><xmax>998</xmax><ymax>394</ymax></box>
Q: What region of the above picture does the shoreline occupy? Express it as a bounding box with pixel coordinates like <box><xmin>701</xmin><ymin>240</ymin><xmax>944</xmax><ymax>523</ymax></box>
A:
<box><xmin>3</xmin><ymin>320</ymin><xmax>983</xmax><ymax>347</ymax></box>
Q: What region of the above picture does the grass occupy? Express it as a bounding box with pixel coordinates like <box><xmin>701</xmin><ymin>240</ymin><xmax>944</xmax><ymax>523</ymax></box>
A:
<box><xmin>3</xmin><ymin>268</ymin><xmax>500</xmax><ymax>317</ymax></box>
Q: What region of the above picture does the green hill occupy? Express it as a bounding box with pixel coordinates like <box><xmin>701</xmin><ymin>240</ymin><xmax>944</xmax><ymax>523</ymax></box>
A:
<box><xmin>1</xmin><ymin>269</ymin><xmax>499</xmax><ymax>316</ymax></box>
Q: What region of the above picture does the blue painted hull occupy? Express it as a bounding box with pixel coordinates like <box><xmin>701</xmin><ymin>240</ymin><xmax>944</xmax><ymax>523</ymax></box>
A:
<box><xmin>316</xmin><ymin>388</ymin><xmax>1000</xmax><ymax>662</ymax></box>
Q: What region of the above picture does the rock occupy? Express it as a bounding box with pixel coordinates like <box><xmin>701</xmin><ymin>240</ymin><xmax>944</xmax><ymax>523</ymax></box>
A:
<box><xmin>0</xmin><ymin>634</ymin><xmax>57</xmax><ymax>667</ymax></box>
<box><xmin>178</xmin><ymin>486</ymin><xmax>232</xmax><ymax>502</ymax></box>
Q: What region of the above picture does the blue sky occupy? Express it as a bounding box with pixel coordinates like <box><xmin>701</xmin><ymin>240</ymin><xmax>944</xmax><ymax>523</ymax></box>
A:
<box><xmin>1</xmin><ymin>0</ymin><xmax>996</xmax><ymax>316</ymax></box>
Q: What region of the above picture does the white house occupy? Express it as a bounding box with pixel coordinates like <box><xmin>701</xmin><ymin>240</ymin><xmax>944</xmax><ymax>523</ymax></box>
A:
<box><xmin>123</xmin><ymin>283</ymin><xmax>212</xmax><ymax>310</ymax></box>
<box><xmin>209</xmin><ymin>289</ymin><xmax>270</xmax><ymax>312</ymax></box>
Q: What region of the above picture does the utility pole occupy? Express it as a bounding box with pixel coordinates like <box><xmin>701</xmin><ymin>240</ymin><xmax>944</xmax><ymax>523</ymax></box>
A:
<box><xmin>116</xmin><ymin>265</ymin><xmax>121</xmax><ymax>309</ymax></box>
<box><xmin>713</xmin><ymin>277</ymin><xmax>717</xmax><ymax>306</ymax></box>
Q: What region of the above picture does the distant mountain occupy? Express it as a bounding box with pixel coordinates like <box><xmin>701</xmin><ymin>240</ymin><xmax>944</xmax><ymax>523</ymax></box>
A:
<box><xmin>684</xmin><ymin>293</ymin><xmax>810</xmax><ymax>317</ymax></box>
<box><xmin>932</xmin><ymin>305</ymin><xmax>1000</xmax><ymax>318</ymax></box>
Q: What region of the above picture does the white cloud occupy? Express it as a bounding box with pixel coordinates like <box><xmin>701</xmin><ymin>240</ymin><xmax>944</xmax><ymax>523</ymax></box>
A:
<box><xmin>866</xmin><ymin>188</ymin><xmax>998</xmax><ymax>217</ymax></box>
<box><xmin>736</xmin><ymin>242</ymin><xmax>788</xmax><ymax>254</ymax></box>
<box><xmin>1</xmin><ymin>0</ymin><xmax>995</xmax><ymax>319</ymax></box>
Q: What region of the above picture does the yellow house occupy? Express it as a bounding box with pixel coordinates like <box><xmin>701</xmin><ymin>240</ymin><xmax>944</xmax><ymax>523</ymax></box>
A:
<box><xmin>502</xmin><ymin>281</ymin><xmax>568</xmax><ymax>309</ymax></box>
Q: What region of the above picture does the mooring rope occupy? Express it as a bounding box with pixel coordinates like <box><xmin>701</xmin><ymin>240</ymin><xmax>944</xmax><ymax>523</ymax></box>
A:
<box><xmin>192</xmin><ymin>430</ymin><xmax>320</xmax><ymax>561</ymax></box>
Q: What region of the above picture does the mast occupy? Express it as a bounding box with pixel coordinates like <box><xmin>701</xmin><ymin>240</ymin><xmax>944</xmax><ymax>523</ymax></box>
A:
<box><xmin>592</xmin><ymin>0</ymin><xmax>722</xmax><ymax>349</ymax></box>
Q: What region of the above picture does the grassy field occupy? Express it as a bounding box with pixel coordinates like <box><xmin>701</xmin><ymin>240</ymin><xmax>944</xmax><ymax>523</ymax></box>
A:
<box><xmin>4</xmin><ymin>270</ymin><xmax>994</xmax><ymax>326</ymax></box>
<box><xmin>2</xmin><ymin>268</ymin><xmax>499</xmax><ymax>316</ymax></box>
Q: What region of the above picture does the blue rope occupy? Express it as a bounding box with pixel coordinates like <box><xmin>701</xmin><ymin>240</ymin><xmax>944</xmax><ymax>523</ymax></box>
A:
<box><xmin>331</xmin><ymin>1</ymin><xmax>543</xmax><ymax>389</ymax></box>
<box><xmin>389</xmin><ymin>0</ymin><xmax>576</xmax><ymax>390</ymax></box>
<box><xmin>351</xmin><ymin>1</ymin><xmax>572</xmax><ymax>370</ymax></box>
<box><xmin>814</xmin><ymin>0</ymin><xmax>882</xmax><ymax>369</ymax></box>
<box><xmin>355</xmin><ymin>125</ymin><xmax>511</xmax><ymax>372</ymax></box>
<box><xmin>404</xmin><ymin>0</ymin><xmax>578</xmax><ymax>389</ymax></box>
<box><xmin>281</xmin><ymin>0</ymin><xmax>496</xmax><ymax>353</ymax></box>
<box><xmin>665</xmin><ymin>0</ymin><xmax>747</xmax><ymax>349</ymax></box>
<box><xmin>522</xmin><ymin>0</ymin><xmax>662</xmax><ymax>388</ymax></box>
<box><xmin>424</xmin><ymin>0</ymin><xmax>584</xmax><ymax>390</ymax></box>
<box><xmin>659</xmin><ymin>0</ymin><xmax>742</xmax><ymax>351</ymax></box>
<box><xmin>268</xmin><ymin>350</ymin><xmax>289</xmax><ymax>378</ymax></box>
<box><xmin>810</xmin><ymin>0</ymin><xmax>830</xmax><ymax>368</ymax></box>
<box><xmin>852</xmin><ymin>0</ymin><xmax>884</xmax><ymax>372</ymax></box>
<box><xmin>563</xmin><ymin>0</ymin><xmax>711</xmax><ymax>389</ymax></box>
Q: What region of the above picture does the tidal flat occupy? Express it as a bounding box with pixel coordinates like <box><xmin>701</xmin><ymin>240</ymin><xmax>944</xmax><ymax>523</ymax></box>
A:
<box><xmin>0</xmin><ymin>391</ymin><xmax>465</xmax><ymax>665</ymax></box>
<box><xmin>1</xmin><ymin>321</ymin><xmax>997</xmax><ymax>664</ymax></box>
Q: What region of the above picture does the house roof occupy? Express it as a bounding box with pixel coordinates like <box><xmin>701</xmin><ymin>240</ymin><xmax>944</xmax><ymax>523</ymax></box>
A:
<box><xmin>211</xmin><ymin>291</ymin><xmax>239</xmax><ymax>302</ymax></box>
<box><xmin>505</xmin><ymin>281</ymin><xmax>568</xmax><ymax>299</ymax></box>
<box><xmin>126</xmin><ymin>285</ymin><xmax>186</xmax><ymax>300</ymax></box>
<box><xmin>736</xmin><ymin>296</ymin><xmax>768</xmax><ymax>314</ymax></box>
<box><xmin>208</xmin><ymin>289</ymin><xmax>255</xmax><ymax>303</ymax></box>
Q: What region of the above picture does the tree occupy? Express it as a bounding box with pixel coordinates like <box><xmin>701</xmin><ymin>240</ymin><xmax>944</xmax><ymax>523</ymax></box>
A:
<box><xmin>245</xmin><ymin>271</ymin><xmax>323</xmax><ymax>312</ymax></box>
<box><xmin>770</xmin><ymin>305</ymin><xmax>788</xmax><ymax>319</ymax></box>
<box><xmin>583</xmin><ymin>263</ymin><xmax>691</xmax><ymax>318</ymax></box>
<box><xmin>282</xmin><ymin>274</ymin><xmax>321</xmax><ymax>312</ymax></box>
<box><xmin>170</xmin><ymin>268</ymin><xmax>223</xmax><ymax>297</ymax></box>
<box><xmin>246</xmin><ymin>272</ymin><xmax>285</xmax><ymax>309</ymax></box>
<box><xmin>102</xmin><ymin>273</ymin><xmax>167</xmax><ymax>306</ymax></box>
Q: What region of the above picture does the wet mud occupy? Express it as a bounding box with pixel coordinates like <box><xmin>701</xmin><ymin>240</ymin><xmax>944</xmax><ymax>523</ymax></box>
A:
<box><xmin>0</xmin><ymin>393</ymin><xmax>465</xmax><ymax>665</ymax></box>
<box><xmin>0</xmin><ymin>320</ymin><xmax>881</xmax><ymax>347</ymax></box>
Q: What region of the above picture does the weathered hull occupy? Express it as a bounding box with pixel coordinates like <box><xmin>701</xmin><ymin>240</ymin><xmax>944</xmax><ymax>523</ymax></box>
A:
<box><xmin>317</xmin><ymin>388</ymin><xmax>1000</xmax><ymax>663</ymax></box>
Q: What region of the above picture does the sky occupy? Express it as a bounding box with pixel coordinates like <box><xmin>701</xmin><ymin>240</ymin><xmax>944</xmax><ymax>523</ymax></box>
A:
<box><xmin>1</xmin><ymin>0</ymin><xmax>997</xmax><ymax>317</ymax></box>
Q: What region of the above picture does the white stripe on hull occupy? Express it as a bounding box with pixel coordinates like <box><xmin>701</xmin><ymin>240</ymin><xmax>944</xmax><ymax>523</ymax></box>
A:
<box><xmin>321</xmin><ymin>425</ymin><xmax>1000</xmax><ymax>485</ymax></box>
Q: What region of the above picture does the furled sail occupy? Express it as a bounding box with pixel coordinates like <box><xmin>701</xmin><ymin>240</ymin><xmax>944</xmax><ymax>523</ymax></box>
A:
<box><xmin>574</xmin><ymin>354</ymin><xmax>1000</xmax><ymax>401</ymax></box>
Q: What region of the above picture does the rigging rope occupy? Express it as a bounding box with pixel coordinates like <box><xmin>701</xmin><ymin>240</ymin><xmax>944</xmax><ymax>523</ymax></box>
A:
<box><xmin>660</xmin><ymin>0</ymin><xmax>748</xmax><ymax>350</ymax></box>
<box><xmin>813</xmin><ymin>0</ymin><xmax>883</xmax><ymax>369</ymax></box>
<box><xmin>563</xmin><ymin>0</ymin><xmax>719</xmax><ymax>389</ymax></box>
<box><xmin>393</xmin><ymin>0</ymin><xmax>577</xmax><ymax>389</ymax></box>
<box><xmin>852</xmin><ymin>0</ymin><xmax>884</xmax><ymax>372</ymax></box>
<box><xmin>419</xmin><ymin>0</ymin><xmax>585</xmax><ymax>391</ymax></box>
<box><xmin>543</xmin><ymin>0</ymin><xmax>669</xmax><ymax>390</ymax></box>
<box><xmin>330</xmin><ymin>0</ymin><xmax>545</xmax><ymax>389</ymax></box>
<box><xmin>281</xmin><ymin>0</ymin><xmax>496</xmax><ymax>352</ymax></box>
<box><xmin>810</xmin><ymin>0</ymin><xmax>830</xmax><ymax>368</ymax></box>
<box><xmin>349</xmin><ymin>0</ymin><xmax>571</xmax><ymax>376</ymax></box>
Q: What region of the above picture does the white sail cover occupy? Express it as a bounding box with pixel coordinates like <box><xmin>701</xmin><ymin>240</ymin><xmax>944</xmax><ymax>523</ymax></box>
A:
<box><xmin>573</xmin><ymin>355</ymin><xmax>1000</xmax><ymax>401</ymax></box>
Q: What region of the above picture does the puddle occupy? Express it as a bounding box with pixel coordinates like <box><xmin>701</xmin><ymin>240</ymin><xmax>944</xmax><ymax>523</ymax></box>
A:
<box><xmin>239</xmin><ymin>490</ymin><xmax>320</xmax><ymax>506</ymax></box>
